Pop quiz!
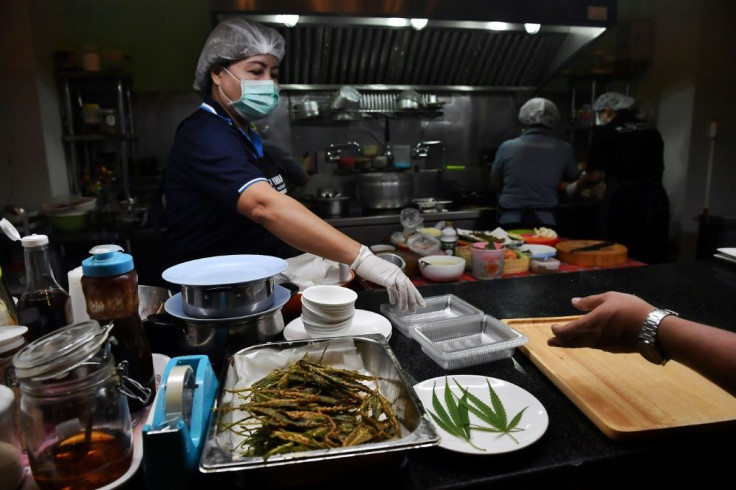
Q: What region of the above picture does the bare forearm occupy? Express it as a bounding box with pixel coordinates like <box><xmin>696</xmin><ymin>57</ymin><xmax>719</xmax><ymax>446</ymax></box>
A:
<box><xmin>238</xmin><ymin>185</ymin><xmax>362</xmax><ymax>265</ymax></box>
<box><xmin>658</xmin><ymin>317</ymin><xmax>736</xmax><ymax>397</ymax></box>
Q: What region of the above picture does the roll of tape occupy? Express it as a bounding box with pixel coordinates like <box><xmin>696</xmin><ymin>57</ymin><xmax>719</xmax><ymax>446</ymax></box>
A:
<box><xmin>164</xmin><ymin>365</ymin><xmax>195</xmax><ymax>426</ymax></box>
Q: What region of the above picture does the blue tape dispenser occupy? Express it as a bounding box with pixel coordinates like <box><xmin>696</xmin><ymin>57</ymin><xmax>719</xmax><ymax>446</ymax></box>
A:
<box><xmin>142</xmin><ymin>355</ymin><xmax>218</xmax><ymax>489</ymax></box>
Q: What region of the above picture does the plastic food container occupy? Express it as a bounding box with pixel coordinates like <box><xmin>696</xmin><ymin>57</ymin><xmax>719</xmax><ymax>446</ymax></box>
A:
<box><xmin>380</xmin><ymin>294</ymin><xmax>484</xmax><ymax>338</ymax></box>
<box><xmin>470</xmin><ymin>243</ymin><xmax>505</xmax><ymax>279</ymax></box>
<box><xmin>413</xmin><ymin>314</ymin><xmax>528</xmax><ymax>370</ymax></box>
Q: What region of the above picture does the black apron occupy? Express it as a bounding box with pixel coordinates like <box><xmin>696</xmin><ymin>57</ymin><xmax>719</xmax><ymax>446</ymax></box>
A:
<box><xmin>599</xmin><ymin>177</ymin><xmax>670</xmax><ymax>264</ymax></box>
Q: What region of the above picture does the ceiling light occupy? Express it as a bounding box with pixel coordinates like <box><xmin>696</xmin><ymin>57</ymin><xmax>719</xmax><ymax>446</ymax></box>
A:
<box><xmin>410</xmin><ymin>18</ymin><xmax>428</xmax><ymax>30</ymax></box>
<box><xmin>387</xmin><ymin>17</ymin><xmax>408</xmax><ymax>27</ymax></box>
<box><xmin>524</xmin><ymin>23</ymin><xmax>541</xmax><ymax>34</ymax></box>
<box><xmin>276</xmin><ymin>14</ymin><xmax>299</xmax><ymax>27</ymax></box>
<box><xmin>487</xmin><ymin>21</ymin><xmax>511</xmax><ymax>31</ymax></box>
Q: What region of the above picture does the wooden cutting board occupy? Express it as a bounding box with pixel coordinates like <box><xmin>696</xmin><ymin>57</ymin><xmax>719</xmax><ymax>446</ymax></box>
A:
<box><xmin>555</xmin><ymin>240</ymin><xmax>628</xmax><ymax>266</ymax></box>
<box><xmin>506</xmin><ymin>316</ymin><xmax>736</xmax><ymax>441</ymax></box>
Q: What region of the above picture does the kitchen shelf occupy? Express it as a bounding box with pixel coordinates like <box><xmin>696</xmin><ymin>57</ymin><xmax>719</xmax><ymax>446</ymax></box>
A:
<box><xmin>57</xmin><ymin>71</ymin><xmax>137</xmax><ymax>199</ymax></box>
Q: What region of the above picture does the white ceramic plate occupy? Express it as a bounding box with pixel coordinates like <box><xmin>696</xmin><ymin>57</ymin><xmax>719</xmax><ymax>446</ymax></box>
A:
<box><xmin>519</xmin><ymin>244</ymin><xmax>556</xmax><ymax>259</ymax></box>
<box><xmin>716</xmin><ymin>248</ymin><xmax>736</xmax><ymax>259</ymax></box>
<box><xmin>413</xmin><ymin>375</ymin><xmax>548</xmax><ymax>455</ymax></box>
<box><xmin>714</xmin><ymin>252</ymin><xmax>736</xmax><ymax>265</ymax></box>
<box><xmin>98</xmin><ymin>353</ymin><xmax>170</xmax><ymax>489</ymax></box>
<box><xmin>162</xmin><ymin>254</ymin><xmax>287</xmax><ymax>286</ymax></box>
<box><xmin>283</xmin><ymin>309</ymin><xmax>392</xmax><ymax>340</ymax></box>
<box><xmin>164</xmin><ymin>285</ymin><xmax>290</xmax><ymax>323</ymax></box>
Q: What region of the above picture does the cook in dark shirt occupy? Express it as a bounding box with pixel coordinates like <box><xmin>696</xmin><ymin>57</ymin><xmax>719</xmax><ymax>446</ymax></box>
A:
<box><xmin>567</xmin><ymin>92</ymin><xmax>670</xmax><ymax>263</ymax></box>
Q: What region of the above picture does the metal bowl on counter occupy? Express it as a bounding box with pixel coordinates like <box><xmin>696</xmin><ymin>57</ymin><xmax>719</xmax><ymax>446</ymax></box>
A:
<box><xmin>355</xmin><ymin>172</ymin><xmax>413</xmax><ymax>209</ymax></box>
<box><xmin>145</xmin><ymin>284</ymin><xmax>296</xmax><ymax>369</ymax></box>
<box><xmin>162</xmin><ymin>255</ymin><xmax>288</xmax><ymax>319</ymax></box>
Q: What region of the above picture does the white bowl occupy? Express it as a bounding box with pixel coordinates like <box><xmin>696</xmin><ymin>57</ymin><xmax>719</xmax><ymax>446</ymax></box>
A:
<box><xmin>301</xmin><ymin>302</ymin><xmax>354</xmax><ymax>324</ymax></box>
<box><xmin>370</xmin><ymin>244</ymin><xmax>396</xmax><ymax>253</ymax></box>
<box><xmin>302</xmin><ymin>315</ymin><xmax>353</xmax><ymax>337</ymax></box>
<box><xmin>301</xmin><ymin>285</ymin><xmax>357</xmax><ymax>309</ymax></box>
<box><xmin>418</xmin><ymin>255</ymin><xmax>466</xmax><ymax>282</ymax></box>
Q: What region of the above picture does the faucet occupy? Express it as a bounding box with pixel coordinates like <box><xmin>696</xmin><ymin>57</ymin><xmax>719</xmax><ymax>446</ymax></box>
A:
<box><xmin>411</xmin><ymin>140</ymin><xmax>446</xmax><ymax>170</ymax></box>
<box><xmin>325</xmin><ymin>141</ymin><xmax>362</xmax><ymax>162</ymax></box>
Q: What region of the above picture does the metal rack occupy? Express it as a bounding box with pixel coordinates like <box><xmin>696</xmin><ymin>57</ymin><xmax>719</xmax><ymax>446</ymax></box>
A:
<box><xmin>58</xmin><ymin>71</ymin><xmax>136</xmax><ymax>199</ymax></box>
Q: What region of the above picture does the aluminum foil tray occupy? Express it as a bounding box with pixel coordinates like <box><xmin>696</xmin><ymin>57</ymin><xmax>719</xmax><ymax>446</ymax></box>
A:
<box><xmin>413</xmin><ymin>314</ymin><xmax>528</xmax><ymax>370</ymax></box>
<box><xmin>199</xmin><ymin>335</ymin><xmax>439</xmax><ymax>480</ymax></box>
<box><xmin>380</xmin><ymin>294</ymin><xmax>484</xmax><ymax>338</ymax></box>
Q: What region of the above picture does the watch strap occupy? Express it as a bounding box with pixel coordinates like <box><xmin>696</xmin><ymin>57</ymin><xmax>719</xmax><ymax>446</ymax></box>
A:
<box><xmin>638</xmin><ymin>308</ymin><xmax>679</xmax><ymax>364</ymax></box>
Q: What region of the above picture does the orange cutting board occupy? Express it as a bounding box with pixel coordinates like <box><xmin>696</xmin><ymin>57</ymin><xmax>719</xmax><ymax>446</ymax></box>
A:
<box><xmin>555</xmin><ymin>240</ymin><xmax>627</xmax><ymax>266</ymax></box>
<box><xmin>506</xmin><ymin>316</ymin><xmax>736</xmax><ymax>441</ymax></box>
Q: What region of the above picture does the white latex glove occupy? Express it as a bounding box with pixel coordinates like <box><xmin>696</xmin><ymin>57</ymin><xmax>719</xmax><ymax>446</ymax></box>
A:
<box><xmin>351</xmin><ymin>245</ymin><xmax>425</xmax><ymax>312</ymax></box>
<box><xmin>565</xmin><ymin>180</ymin><xmax>579</xmax><ymax>197</ymax></box>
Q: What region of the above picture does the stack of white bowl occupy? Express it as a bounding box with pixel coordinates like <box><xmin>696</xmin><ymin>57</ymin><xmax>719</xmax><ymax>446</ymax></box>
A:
<box><xmin>300</xmin><ymin>285</ymin><xmax>357</xmax><ymax>338</ymax></box>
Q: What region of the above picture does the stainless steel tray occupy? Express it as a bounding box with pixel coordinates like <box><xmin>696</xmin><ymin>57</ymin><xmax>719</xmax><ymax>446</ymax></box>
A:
<box><xmin>380</xmin><ymin>294</ymin><xmax>484</xmax><ymax>338</ymax></box>
<box><xmin>199</xmin><ymin>335</ymin><xmax>439</xmax><ymax>478</ymax></box>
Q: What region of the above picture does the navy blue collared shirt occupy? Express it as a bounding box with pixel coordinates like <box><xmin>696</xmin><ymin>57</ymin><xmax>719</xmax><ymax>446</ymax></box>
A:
<box><xmin>164</xmin><ymin>97</ymin><xmax>294</xmax><ymax>263</ymax></box>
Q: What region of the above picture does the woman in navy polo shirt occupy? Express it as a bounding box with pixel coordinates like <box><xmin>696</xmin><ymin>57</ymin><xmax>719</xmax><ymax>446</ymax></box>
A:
<box><xmin>163</xmin><ymin>18</ymin><xmax>423</xmax><ymax>312</ymax></box>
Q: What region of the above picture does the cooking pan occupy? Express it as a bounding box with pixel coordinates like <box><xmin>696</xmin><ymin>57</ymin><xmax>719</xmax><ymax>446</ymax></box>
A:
<box><xmin>145</xmin><ymin>283</ymin><xmax>297</xmax><ymax>368</ymax></box>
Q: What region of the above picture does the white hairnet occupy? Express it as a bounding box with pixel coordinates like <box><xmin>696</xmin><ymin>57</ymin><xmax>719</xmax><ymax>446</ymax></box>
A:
<box><xmin>518</xmin><ymin>98</ymin><xmax>560</xmax><ymax>128</ymax></box>
<box><xmin>193</xmin><ymin>18</ymin><xmax>286</xmax><ymax>94</ymax></box>
<box><xmin>593</xmin><ymin>92</ymin><xmax>637</xmax><ymax>112</ymax></box>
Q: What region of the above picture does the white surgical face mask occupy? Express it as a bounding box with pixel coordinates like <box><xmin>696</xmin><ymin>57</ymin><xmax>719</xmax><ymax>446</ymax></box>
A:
<box><xmin>220</xmin><ymin>68</ymin><xmax>280</xmax><ymax>121</ymax></box>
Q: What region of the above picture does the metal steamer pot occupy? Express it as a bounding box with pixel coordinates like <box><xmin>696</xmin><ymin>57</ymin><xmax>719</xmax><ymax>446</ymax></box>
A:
<box><xmin>355</xmin><ymin>172</ymin><xmax>413</xmax><ymax>209</ymax></box>
<box><xmin>311</xmin><ymin>188</ymin><xmax>350</xmax><ymax>217</ymax></box>
<box><xmin>145</xmin><ymin>283</ymin><xmax>298</xmax><ymax>369</ymax></box>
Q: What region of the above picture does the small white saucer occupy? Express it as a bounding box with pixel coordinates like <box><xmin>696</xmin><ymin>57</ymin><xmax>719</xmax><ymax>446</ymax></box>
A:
<box><xmin>164</xmin><ymin>285</ymin><xmax>290</xmax><ymax>323</ymax></box>
<box><xmin>283</xmin><ymin>309</ymin><xmax>392</xmax><ymax>341</ymax></box>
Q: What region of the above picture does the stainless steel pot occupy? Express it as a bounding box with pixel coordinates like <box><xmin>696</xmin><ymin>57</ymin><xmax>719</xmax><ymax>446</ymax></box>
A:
<box><xmin>138</xmin><ymin>285</ymin><xmax>172</xmax><ymax>321</ymax></box>
<box><xmin>181</xmin><ymin>278</ymin><xmax>275</xmax><ymax>319</ymax></box>
<box><xmin>145</xmin><ymin>309</ymin><xmax>285</xmax><ymax>369</ymax></box>
<box><xmin>355</xmin><ymin>172</ymin><xmax>413</xmax><ymax>209</ymax></box>
<box><xmin>313</xmin><ymin>196</ymin><xmax>350</xmax><ymax>217</ymax></box>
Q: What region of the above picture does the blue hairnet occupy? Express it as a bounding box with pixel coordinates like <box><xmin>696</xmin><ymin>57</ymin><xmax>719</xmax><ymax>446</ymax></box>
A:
<box><xmin>593</xmin><ymin>92</ymin><xmax>637</xmax><ymax>112</ymax></box>
<box><xmin>193</xmin><ymin>18</ymin><xmax>286</xmax><ymax>94</ymax></box>
<box><xmin>518</xmin><ymin>98</ymin><xmax>560</xmax><ymax>128</ymax></box>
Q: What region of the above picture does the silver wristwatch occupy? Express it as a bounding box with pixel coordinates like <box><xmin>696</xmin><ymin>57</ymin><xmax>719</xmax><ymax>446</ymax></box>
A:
<box><xmin>637</xmin><ymin>308</ymin><xmax>678</xmax><ymax>365</ymax></box>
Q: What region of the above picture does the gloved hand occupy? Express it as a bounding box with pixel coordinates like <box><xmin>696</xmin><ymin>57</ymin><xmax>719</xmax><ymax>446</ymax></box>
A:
<box><xmin>565</xmin><ymin>180</ymin><xmax>579</xmax><ymax>197</ymax></box>
<box><xmin>351</xmin><ymin>245</ymin><xmax>425</xmax><ymax>312</ymax></box>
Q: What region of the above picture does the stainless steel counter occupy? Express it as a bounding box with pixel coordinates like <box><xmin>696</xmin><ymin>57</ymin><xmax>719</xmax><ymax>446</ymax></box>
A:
<box><xmin>324</xmin><ymin>207</ymin><xmax>496</xmax><ymax>244</ymax></box>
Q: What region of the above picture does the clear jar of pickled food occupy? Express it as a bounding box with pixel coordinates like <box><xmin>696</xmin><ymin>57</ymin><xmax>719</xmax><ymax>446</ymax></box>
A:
<box><xmin>12</xmin><ymin>320</ymin><xmax>147</xmax><ymax>490</ymax></box>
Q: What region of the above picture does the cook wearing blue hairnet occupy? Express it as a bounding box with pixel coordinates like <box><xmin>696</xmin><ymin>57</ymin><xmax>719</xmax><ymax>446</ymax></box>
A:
<box><xmin>490</xmin><ymin>97</ymin><xmax>579</xmax><ymax>229</ymax></box>
<box><xmin>565</xmin><ymin>92</ymin><xmax>670</xmax><ymax>263</ymax></box>
<box><xmin>163</xmin><ymin>18</ymin><xmax>424</xmax><ymax>311</ymax></box>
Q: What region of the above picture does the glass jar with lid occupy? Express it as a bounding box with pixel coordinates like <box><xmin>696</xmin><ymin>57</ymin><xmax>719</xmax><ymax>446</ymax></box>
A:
<box><xmin>12</xmin><ymin>320</ymin><xmax>148</xmax><ymax>490</ymax></box>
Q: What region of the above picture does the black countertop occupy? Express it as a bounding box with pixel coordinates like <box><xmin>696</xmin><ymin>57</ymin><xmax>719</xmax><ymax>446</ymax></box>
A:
<box><xmin>346</xmin><ymin>258</ymin><xmax>736</xmax><ymax>490</ymax></box>
<box><xmin>119</xmin><ymin>258</ymin><xmax>735</xmax><ymax>490</ymax></box>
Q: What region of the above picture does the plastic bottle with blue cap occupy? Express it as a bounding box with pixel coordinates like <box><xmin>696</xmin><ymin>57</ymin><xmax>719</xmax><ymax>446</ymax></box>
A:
<box><xmin>82</xmin><ymin>244</ymin><xmax>154</xmax><ymax>412</ymax></box>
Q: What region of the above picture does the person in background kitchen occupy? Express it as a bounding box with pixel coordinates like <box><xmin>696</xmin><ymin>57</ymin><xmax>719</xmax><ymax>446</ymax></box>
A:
<box><xmin>163</xmin><ymin>18</ymin><xmax>424</xmax><ymax>311</ymax></box>
<box><xmin>565</xmin><ymin>92</ymin><xmax>671</xmax><ymax>264</ymax></box>
<box><xmin>261</xmin><ymin>139</ymin><xmax>309</xmax><ymax>190</ymax></box>
<box><xmin>490</xmin><ymin>97</ymin><xmax>579</xmax><ymax>229</ymax></box>
<box><xmin>548</xmin><ymin>291</ymin><xmax>736</xmax><ymax>397</ymax></box>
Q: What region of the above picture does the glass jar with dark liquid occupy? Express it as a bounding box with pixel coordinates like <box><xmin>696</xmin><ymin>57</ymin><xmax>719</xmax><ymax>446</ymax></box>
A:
<box><xmin>15</xmin><ymin>234</ymin><xmax>72</xmax><ymax>343</ymax></box>
<box><xmin>12</xmin><ymin>320</ymin><xmax>141</xmax><ymax>490</ymax></box>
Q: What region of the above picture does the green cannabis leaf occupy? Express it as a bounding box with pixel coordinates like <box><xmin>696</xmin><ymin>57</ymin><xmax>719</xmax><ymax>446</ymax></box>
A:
<box><xmin>426</xmin><ymin>377</ymin><xmax>528</xmax><ymax>448</ymax></box>
<box><xmin>427</xmin><ymin>379</ymin><xmax>485</xmax><ymax>451</ymax></box>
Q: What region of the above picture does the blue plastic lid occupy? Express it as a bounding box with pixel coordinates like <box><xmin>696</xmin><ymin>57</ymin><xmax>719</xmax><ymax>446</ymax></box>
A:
<box><xmin>82</xmin><ymin>244</ymin><xmax>135</xmax><ymax>277</ymax></box>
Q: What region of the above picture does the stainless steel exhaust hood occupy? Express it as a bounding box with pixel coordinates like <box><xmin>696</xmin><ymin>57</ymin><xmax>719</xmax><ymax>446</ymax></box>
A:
<box><xmin>210</xmin><ymin>0</ymin><xmax>615</xmax><ymax>91</ymax></box>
